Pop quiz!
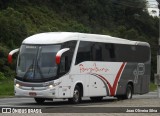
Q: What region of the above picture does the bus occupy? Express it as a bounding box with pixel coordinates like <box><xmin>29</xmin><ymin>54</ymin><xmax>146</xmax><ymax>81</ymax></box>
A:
<box><xmin>8</xmin><ymin>32</ymin><xmax>151</xmax><ymax>104</ymax></box>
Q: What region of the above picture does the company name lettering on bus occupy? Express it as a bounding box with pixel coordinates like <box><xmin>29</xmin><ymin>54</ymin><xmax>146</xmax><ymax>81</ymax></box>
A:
<box><xmin>79</xmin><ymin>63</ymin><xmax>109</xmax><ymax>73</ymax></box>
<box><xmin>26</xmin><ymin>46</ymin><xmax>36</xmax><ymax>49</ymax></box>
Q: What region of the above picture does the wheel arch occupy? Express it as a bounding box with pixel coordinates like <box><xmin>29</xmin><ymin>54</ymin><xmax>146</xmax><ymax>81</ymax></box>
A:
<box><xmin>74</xmin><ymin>82</ymin><xmax>84</xmax><ymax>97</ymax></box>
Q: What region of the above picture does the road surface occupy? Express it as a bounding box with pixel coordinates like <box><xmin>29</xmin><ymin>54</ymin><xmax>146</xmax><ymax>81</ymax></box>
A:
<box><xmin>0</xmin><ymin>91</ymin><xmax>159</xmax><ymax>114</ymax></box>
<box><xmin>0</xmin><ymin>91</ymin><xmax>157</xmax><ymax>106</ymax></box>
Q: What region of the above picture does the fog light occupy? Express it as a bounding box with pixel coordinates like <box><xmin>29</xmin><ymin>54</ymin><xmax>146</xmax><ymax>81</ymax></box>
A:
<box><xmin>49</xmin><ymin>85</ymin><xmax>53</xmax><ymax>88</ymax></box>
<box><xmin>15</xmin><ymin>84</ymin><xmax>20</xmax><ymax>88</ymax></box>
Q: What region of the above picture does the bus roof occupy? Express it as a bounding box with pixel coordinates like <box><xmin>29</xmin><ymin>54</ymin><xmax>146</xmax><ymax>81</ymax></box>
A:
<box><xmin>22</xmin><ymin>32</ymin><xmax>150</xmax><ymax>46</ymax></box>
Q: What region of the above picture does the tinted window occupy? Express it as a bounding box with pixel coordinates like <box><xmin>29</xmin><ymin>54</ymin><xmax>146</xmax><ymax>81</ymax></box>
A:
<box><xmin>59</xmin><ymin>41</ymin><xmax>77</xmax><ymax>74</ymax></box>
<box><xmin>76</xmin><ymin>41</ymin><xmax>93</xmax><ymax>64</ymax></box>
<box><xmin>104</xmin><ymin>43</ymin><xmax>116</xmax><ymax>61</ymax></box>
<box><xmin>75</xmin><ymin>41</ymin><xmax>150</xmax><ymax>64</ymax></box>
<box><xmin>116</xmin><ymin>44</ymin><xmax>150</xmax><ymax>62</ymax></box>
<box><xmin>94</xmin><ymin>44</ymin><xmax>102</xmax><ymax>61</ymax></box>
<box><xmin>134</xmin><ymin>45</ymin><xmax>150</xmax><ymax>62</ymax></box>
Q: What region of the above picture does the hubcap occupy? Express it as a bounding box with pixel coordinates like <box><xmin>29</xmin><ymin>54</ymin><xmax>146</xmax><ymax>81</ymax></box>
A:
<box><xmin>127</xmin><ymin>88</ymin><xmax>132</xmax><ymax>99</ymax></box>
<box><xmin>73</xmin><ymin>89</ymin><xmax>79</xmax><ymax>102</ymax></box>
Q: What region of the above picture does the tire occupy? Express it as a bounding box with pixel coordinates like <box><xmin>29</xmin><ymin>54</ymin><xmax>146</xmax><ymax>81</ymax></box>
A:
<box><xmin>90</xmin><ymin>97</ymin><xmax>103</xmax><ymax>102</ymax></box>
<box><xmin>116</xmin><ymin>84</ymin><xmax>133</xmax><ymax>100</ymax></box>
<box><xmin>68</xmin><ymin>86</ymin><xmax>81</xmax><ymax>104</ymax></box>
<box><xmin>34</xmin><ymin>98</ymin><xmax>45</xmax><ymax>104</ymax></box>
<box><xmin>124</xmin><ymin>84</ymin><xmax>133</xmax><ymax>99</ymax></box>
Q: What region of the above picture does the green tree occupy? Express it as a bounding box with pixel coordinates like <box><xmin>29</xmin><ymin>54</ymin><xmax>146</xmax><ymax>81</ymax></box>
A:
<box><xmin>0</xmin><ymin>7</ymin><xmax>28</xmax><ymax>47</ymax></box>
<box><xmin>124</xmin><ymin>28</ymin><xmax>139</xmax><ymax>40</ymax></box>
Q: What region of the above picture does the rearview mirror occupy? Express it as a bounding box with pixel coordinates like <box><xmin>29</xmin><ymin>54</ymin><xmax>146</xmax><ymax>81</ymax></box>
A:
<box><xmin>56</xmin><ymin>48</ymin><xmax>70</xmax><ymax>64</ymax></box>
<box><xmin>8</xmin><ymin>48</ymin><xmax>19</xmax><ymax>64</ymax></box>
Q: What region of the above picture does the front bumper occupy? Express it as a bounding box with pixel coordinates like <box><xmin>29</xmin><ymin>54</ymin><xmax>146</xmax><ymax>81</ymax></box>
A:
<box><xmin>15</xmin><ymin>86</ymin><xmax>57</xmax><ymax>98</ymax></box>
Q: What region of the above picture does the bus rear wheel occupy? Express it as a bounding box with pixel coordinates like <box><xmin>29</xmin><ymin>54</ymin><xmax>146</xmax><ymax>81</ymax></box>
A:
<box><xmin>68</xmin><ymin>86</ymin><xmax>81</xmax><ymax>104</ymax></box>
<box><xmin>90</xmin><ymin>97</ymin><xmax>103</xmax><ymax>102</ymax></box>
<box><xmin>117</xmin><ymin>84</ymin><xmax>133</xmax><ymax>100</ymax></box>
<box><xmin>34</xmin><ymin>98</ymin><xmax>45</xmax><ymax>104</ymax></box>
<box><xmin>124</xmin><ymin>84</ymin><xmax>133</xmax><ymax>99</ymax></box>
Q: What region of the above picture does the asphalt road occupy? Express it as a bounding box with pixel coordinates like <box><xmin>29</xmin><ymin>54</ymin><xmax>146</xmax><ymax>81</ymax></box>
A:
<box><xmin>0</xmin><ymin>91</ymin><xmax>156</xmax><ymax>106</ymax></box>
<box><xmin>0</xmin><ymin>91</ymin><xmax>159</xmax><ymax>113</ymax></box>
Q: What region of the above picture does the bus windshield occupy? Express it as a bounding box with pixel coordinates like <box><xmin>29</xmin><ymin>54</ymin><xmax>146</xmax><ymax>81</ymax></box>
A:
<box><xmin>16</xmin><ymin>44</ymin><xmax>61</xmax><ymax>82</ymax></box>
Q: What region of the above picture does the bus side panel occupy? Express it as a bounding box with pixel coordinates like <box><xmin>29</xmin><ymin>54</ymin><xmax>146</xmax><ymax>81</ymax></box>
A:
<box><xmin>70</xmin><ymin>74</ymin><xmax>90</xmax><ymax>97</ymax></box>
<box><xmin>69</xmin><ymin>73</ymin><xmax>107</xmax><ymax>97</ymax></box>
<box><xmin>116</xmin><ymin>63</ymin><xmax>137</xmax><ymax>96</ymax></box>
<box><xmin>88</xmin><ymin>74</ymin><xmax>107</xmax><ymax>96</ymax></box>
<box><xmin>116</xmin><ymin>62</ymin><xmax>150</xmax><ymax>96</ymax></box>
<box><xmin>57</xmin><ymin>75</ymin><xmax>71</xmax><ymax>98</ymax></box>
<box><xmin>140</xmin><ymin>63</ymin><xmax>150</xmax><ymax>94</ymax></box>
<box><xmin>71</xmin><ymin>62</ymin><xmax>125</xmax><ymax>97</ymax></box>
<box><xmin>57</xmin><ymin>74</ymin><xmax>89</xmax><ymax>98</ymax></box>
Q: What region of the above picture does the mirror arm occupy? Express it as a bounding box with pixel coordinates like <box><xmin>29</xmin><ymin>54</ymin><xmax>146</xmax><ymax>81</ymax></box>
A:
<box><xmin>8</xmin><ymin>48</ymin><xmax>19</xmax><ymax>64</ymax></box>
<box><xmin>56</xmin><ymin>48</ymin><xmax>70</xmax><ymax>64</ymax></box>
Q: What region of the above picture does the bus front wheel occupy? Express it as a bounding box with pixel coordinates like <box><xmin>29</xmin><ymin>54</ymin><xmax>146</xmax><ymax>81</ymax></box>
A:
<box><xmin>68</xmin><ymin>86</ymin><xmax>81</xmax><ymax>104</ymax></box>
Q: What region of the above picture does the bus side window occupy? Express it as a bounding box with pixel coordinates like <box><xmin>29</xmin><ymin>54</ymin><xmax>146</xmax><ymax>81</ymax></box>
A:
<box><xmin>109</xmin><ymin>44</ymin><xmax>116</xmax><ymax>60</ymax></box>
<box><xmin>93</xmin><ymin>44</ymin><xmax>102</xmax><ymax>61</ymax></box>
<box><xmin>59</xmin><ymin>55</ymin><xmax>65</xmax><ymax>73</ymax></box>
<box><xmin>104</xmin><ymin>43</ymin><xmax>116</xmax><ymax>61</ymax></box>
<box><xmin>59</xmin><ymin>55</ymin><xmax>69</xmax><ymax>74</ymax></box>
<box><xmin>59</xmin><ymin>41</ymin><xmax>77</xmax><ymax>74</ymax></box>
<box><xmin>75</xmin><ymin>41</ymin><xmax>93</xmax><ymax>64</ymax></box>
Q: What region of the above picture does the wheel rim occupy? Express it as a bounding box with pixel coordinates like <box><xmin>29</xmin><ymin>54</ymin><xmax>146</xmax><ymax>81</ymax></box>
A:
<box><xmin>127</xmin><ymin>88</ymin><xmax>132</xmax><ymax>99</ymax></box>
<box><xmin>73</xmin><ymin>89</ymin><xmax>79</xmax><ymax>102</ymax></box>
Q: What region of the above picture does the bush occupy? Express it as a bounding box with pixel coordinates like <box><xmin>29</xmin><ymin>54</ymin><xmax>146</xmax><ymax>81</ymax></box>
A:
<box><xmin>0</xmin><ymin>72</ymin><xmax>5</xmax><ymax>81</ymax></box>
<box><xmin>0</xmin><ymin>7</ymin><xmax>28</xmax><ymax>47</ymax></box>
<box><xmin>124</xmin><ymin>28</ymin><xmax>139</xmax><ymax>41</ymax></box>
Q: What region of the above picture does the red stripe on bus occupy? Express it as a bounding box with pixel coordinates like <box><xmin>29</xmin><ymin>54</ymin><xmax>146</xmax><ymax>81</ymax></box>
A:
<box><xmin>91</xmin><ymin>62</ymin><xmax>126</xmax><ymax>96</ymax></box>
<box><xmin>112</xmin><ymin>62</ymin><xmax>126</xmax><ymax>96</ymax></box>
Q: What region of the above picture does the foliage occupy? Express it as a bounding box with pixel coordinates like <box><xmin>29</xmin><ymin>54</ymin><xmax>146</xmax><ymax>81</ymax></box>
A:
<box><xmin>0</xmin><ymin>72</ymin><xmax>5</xmax><ymax>80</ymax></box>
<box><xmin>149</xmin><ymin>82</ymin><xmax>157</xmax><ymax>92</ymax></box>
<box><xmin>0</xmin><ymin>79</ymin><xmax>14</xmax><ymax>96</ymax></box>
<box><xmin>0</xmin><ymin>0</ymin><xmax>158</xmax><ymax>82</ymax></box>
<box><xmin>0</xmin><ymin>7</ymin><xmax>28</xmax><ymax>47</ymax></box>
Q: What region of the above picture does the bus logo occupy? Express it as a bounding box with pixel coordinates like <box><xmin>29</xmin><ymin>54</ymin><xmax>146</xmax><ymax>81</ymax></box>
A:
<box><xmin>133</xmin><ymin>63</ymin><xmax>145</xmax><ymax>83</ymax></box>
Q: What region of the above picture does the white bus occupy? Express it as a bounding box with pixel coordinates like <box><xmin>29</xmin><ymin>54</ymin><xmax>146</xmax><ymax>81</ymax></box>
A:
<box><xmin>8</xmin><ymin>32</ymin><xmax>151</xmax><ymax>104</ymax></box>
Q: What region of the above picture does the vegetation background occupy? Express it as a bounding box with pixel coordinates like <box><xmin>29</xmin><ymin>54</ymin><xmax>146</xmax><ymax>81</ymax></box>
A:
<box><xmin>0</xmin><ymin>0</ymin><xmax>158</xmax><ymax>96</ymax></box>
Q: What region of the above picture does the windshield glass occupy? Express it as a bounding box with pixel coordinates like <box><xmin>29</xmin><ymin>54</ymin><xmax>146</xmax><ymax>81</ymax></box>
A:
<box><xmin>17</xmin><ymin>44</ymin><xmax>61</xmax><ymax>82</ymax></box>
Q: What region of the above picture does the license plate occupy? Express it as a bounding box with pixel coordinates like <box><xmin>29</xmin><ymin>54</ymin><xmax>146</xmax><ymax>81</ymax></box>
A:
<box><xmin>29</xmin><ymin>92</ymin><xmax>37</xmax><ymax>96</ymax></box>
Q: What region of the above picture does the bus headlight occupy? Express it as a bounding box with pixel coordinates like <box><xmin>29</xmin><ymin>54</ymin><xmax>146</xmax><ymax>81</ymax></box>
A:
<box><xmin>53</xmin><ymin>82</ymin><xmax>61</xmax><ymax>87</ymax></box>
<box><xmin>49</xmin><ymin>85</ymin><xmax>53</xmax><ymax>88</ymax></box>
<box><xmin>15</xmin><ymin>84</ymin><xmax>20</xmax><ymax>88</ymax></box>
<box><xmin>48</xmin><ymin>82</ymin><xmax>61</xmax><ymax>89</ymax></box>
